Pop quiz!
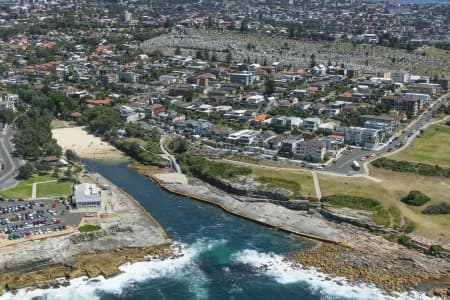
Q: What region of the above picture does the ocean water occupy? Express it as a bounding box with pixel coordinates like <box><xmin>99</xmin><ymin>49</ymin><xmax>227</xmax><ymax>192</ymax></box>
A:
<box><xmin>0</xmin><ymin>160</ymin><xmax>438</xmax><ymax>300</ymax></box>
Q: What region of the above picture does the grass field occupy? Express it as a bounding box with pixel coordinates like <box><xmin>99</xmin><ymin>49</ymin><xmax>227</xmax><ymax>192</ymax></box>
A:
<box><xmin>318</xmin><ymin>169</ymin><xmax>450</xmax><ymax>242</ymax></box>
<box><xmin>224</xmin><ymin>154</ymin><xmax>298</xmax><ymax>169</ymax></box>
<box><xmin>0</xmin><ymin>175</ymin><xmax>58</xmax><ymax>199</ymax></box>
<box><xmin>248</xmin><ymin>167</ymin><xmax>315</xmax><ymax>198</ymax></box>
<box><xmin>390</xmin><ymin>123</ymin><xmax>450</xmax><ymax>167</ymax></box>
<box><xmin>36</xmin><ymin>181</ymin><xmax>73</xmax><ymax>198</ymax></box>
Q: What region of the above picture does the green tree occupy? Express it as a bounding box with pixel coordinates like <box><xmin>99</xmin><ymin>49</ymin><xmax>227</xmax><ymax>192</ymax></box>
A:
<box><xmin>65</xmin><ymin>149</ymin><xmax>79</xmax><ymax>162</ymax></box>
<box><xmin>174</xmin><ymin>47</ymin><xmax>181</xmax><ymax>55</ymax></box>
<box><xmin>18</xmin><ymin>162</ymin><xmax>34</xmax><ymax>179</ymax></box>
<box><xmin>265</xmin><ymin>76</ymin><xmax>275</xmax><ymax>96</ymax></box>
<box><xmin>171</xmin><ymin>137</ymin><xmax>188</xmax><ymax>154</ymax></box>
<box><xmin>226</xmin><ymin>52</ymin><xmax>233</xmax><ymax>64</ymax></box>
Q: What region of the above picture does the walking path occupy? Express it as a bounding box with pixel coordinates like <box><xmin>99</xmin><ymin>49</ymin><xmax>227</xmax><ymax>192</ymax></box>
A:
<box><xmin>159</xmin><ymin>136</ymin><xmax>182</xmax><ymax>174</ymax></box>
<box><xmin>31</xmin><ymin>180</ymin><xmax>58</xmax><ymax>200</ymax></box>
<box><xmin>311</xmin><ymin>171</ymin><xmax>321</xmax><ymax>200</ymax></box>
<box><xmin>222</xmin><ymin>158</ymin><xmax>382</xmax><ymax>183</ymax></box>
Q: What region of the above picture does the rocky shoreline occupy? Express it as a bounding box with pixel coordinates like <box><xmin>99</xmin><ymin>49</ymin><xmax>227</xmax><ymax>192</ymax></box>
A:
<box><xmin>130</xmin><ymin>163</ymin><xmax>450</xmax><ymax>298</ymax></box>
<box><xmin>287</xmin><ymin>243</ymin><xmax>450</xmax><ymax>298</ymax></box>
<box><xmin>0</xmin><ymin>244</ymin><xmax>175</xmax><ymax>294</ymax></box>
<box><xmin>0</xmin><ymin>166</ymin><xmax>171</xmax><ymax>295</ymax></box>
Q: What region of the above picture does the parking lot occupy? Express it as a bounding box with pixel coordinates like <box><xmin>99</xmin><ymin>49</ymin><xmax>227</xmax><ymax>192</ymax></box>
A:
<box><xmin>0</xmin><ymin>197</ymin><xmax>85</xmax><ymax>241</ymax></box>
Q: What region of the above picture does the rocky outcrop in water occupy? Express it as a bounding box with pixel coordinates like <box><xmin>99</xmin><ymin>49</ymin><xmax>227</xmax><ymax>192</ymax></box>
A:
<box><xmin>0</xmin><ymin>245</ymin><xmax>173</xmax><ymax>293</ymax></box>
<box><xmin>287</xmin><ymin>243</ymin><xmax>449</xmax><ymax>296</ymax></box>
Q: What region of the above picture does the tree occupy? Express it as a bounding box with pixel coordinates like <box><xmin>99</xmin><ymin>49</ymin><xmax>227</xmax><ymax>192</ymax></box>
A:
<box><xmin>195</xmin><ymin>50</ymin><xmax>203</xmax><ymax>60</ymax></box>
<box><xmin>171</xmin><ymin>137</ymin><xmax>188</xmax><ymax>154</ymax></box>
<box><xmin>240</xmin><ymin>18</ymin><xmax>248</xmax><ymax>33</ymax></box>
<box><xmin>19</xmin><ymin>162</ymin><xmax>34</xmax><ymax>179</ymax></box>
<box><xmin>174</xmin><ymin>47</ymin><xmax>181</xmax><ymax>55</ymax></box>
<box><xmin>226</xmin><ymin>52</ymin><xmax>233</xmax><ymax>64</ymax></box>
<box><xmin>65</xmin><ymin>149</ymin><xmax>79</xmax><ymax>162</ymax></box>
<box><xmin>185</xmin><ymin>88</ymin><xmax>194</xmax><ymax>102</ymax></box>
<box><xmin>310</xmin><ymin>54</ymin><xmax>316</xmax><ymax>68</ymax></box>
<box><xmin>265</xmin><ymin>76</ymin><xmax>275</xmax><ymax>96</ymax></box>
<box><xmin>211</xmin><ymin>52</ymin><xmax>218</xmax><ymax>62</ymax></box>
<box><xmin>63</xmin><ymin>169</ymin><xmax>73</xmax><ymax>180</ymax></box>
<box><xmin>0</xmin><ymin>109</ymin><xmax>15</xmax><ymax>124</ymax></box>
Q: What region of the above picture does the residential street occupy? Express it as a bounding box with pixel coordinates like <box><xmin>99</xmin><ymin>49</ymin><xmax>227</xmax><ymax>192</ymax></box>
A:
<box><xmin>324</xmin><ymin>93</ymin><xmax>450</xmax><ymax>175</ymax></box>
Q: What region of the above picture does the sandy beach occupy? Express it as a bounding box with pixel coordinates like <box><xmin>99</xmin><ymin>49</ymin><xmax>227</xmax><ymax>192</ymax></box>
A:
<box><xmin>52</xmin><ymin>126</ymin><xmax>124</xmax><ymax>159</ymax></box>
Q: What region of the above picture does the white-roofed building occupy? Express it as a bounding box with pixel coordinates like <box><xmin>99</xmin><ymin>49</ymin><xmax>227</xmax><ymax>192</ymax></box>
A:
<box><xmin>73</xmin><ymin>183</ymin><xmax>102</xmax><ymax>209</ymax></box>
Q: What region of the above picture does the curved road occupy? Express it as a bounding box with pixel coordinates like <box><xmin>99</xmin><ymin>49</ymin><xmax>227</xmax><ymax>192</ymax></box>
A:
<box><xmin>0</xmin><ymin>125</ymin><xmax>23</xmax><ymax>190</ymax></box>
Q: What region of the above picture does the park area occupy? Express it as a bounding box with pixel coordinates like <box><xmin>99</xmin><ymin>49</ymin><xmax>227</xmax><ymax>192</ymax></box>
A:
<box><xmin>317</xmin><ymin>169</ymin><xmax>450</xmax><ymax>244</ymax></box>
<box><xmin>0</xmin><ymin>175</ymin><xmax>72</xmax><ymax>199</ymax></box>
<box><xmin>390</xmin><ymin>122</ymin><xmax>450</xmax><ymax>167</ymax></box>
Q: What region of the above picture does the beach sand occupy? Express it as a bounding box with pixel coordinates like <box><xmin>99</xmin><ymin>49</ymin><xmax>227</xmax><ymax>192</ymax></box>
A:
<box><xmin>52</xmin><ymin>126</ymin><xmax>124</xmax><ymax>159</ymax></box>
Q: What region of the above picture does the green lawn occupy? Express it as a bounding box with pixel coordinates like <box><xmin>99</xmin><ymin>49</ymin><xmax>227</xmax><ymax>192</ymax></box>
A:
<box><xmin>318</xmin><ymin>170</ymin><xmax>450</xmax><ymax>242</ymax></box>
<box><xmin>390</xmin><ymin>123</ymin><xmax>450</xmax><ymax>167</ymax></box>
<box><xmin>36</xmin><ymin>181</ymin><xmax>73</xmax><ymax>198</ymax></box>
<box><xmin>250</xmin><ymin>167</ymin><xmax>316</xmax><ymax>198</ymax></box>
<box><xmin>0</xmin><ymin>184</ymin><xmax>32</xmax><ymax>199</ymax></box>
<box><xmin>0</xmin><ymin>175</ymin><xmax>59</xmax><ymax>199</ymax></box>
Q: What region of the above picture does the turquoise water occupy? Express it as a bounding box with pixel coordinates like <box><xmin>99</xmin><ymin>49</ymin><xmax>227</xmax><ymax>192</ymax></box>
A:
<box><xmin>0</xmin><ymin>160</ymin><xmax>431</xmax><ymax>300</ymax></box>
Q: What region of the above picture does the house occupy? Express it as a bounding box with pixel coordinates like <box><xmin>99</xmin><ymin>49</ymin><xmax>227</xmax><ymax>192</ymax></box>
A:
<box><xmin>303</xmin><ymin>117</ymin><xmax>321</xmax><ymax>132</ymax></box>
<box><xmin>145</xmin><ymin>103</ymin><xmax>165</xmax><ymax>119</ymax></box>
<box><xmin>338</xmin><ymin>92</ymin><xmax>360</xmax><ymax>103</ymax></box>
<box><xmin>115</xmin><ymin>105</ymin><xmax>140</xmax><ymax>123</ymax></box>
<box><xmin>291</xmin><ymin>89</ymin><xmax>307</xmax><ymax>98</ymax></box>
<box><xmin>73</xmin><ymin>183</ymin><xmax>102</xmax><ymax>209</ymax></box>
<box><xmin>295</xmin><ymin>101</ymin><xmax>312</xmax><ymax>111</ymax></box>
<box><xmin>279</xmin><ymin>137</ymin><xmax>304</xmax><ymax>157</ymax></box>
<box><xmin>158</xmin><ymin>111</ymin><xmax>185</xmax><ymax>125</ymax></box>
<box><xmin>336</xmin><ymin>126</ymin><xmax>381</xmax><ymax>149</ymax></box>
<box><xmin>209</xmin><ymin>90</ymin><xmax>229</xmax><ymax>103</ymax></box>
<box><xmin>229</xmin><ymin>72</ymin><xmax>255</xmax><ymax>86</ymax></box>
<box><xmin>381</xmin><ymin>95</ymin><xmax>422</xmax><ymax>116</ymax></box>
<box><xmin>390</xmin><ymin>71</ymin><xmax>410</xmax><ymax>84</ymax></box>
<box><xmin>310</xmin><ymin>64</ymin><xmax>327</xmax><ymax>76</ymax></box>
<box><xmin>251</xmin><ymin>131</ymin><xmax>277</xmax><ymax>148</ymax></box>
<box><xmin>249</xmin><ymin>114</ymin><xmax>268</xmax><ymax>126</ymax></box>
<box><xmin>360</xmin><ymin>115</ymin><xmax>396</xmax><ymax>137</ymax></box>
<box><xmin>226</xmin><ymin>130</ymin><xmax>260</xmax><ymax>146</ymax></box>
<box><xmin>319</xmin><ymin>136</ymin><xmax>343</xmax><ymax>151</ymax></box>
<box><xmin>246</xmin><ymin>95</ymin><xmax>265</xmax><ymax>106</ymax></box>
<box><xmin>407</xmin><ymin>83</ymin><xmax>437</xmax><ymax>96</ymax></box>
<box><xmin>318</xmin><ymin>121</ymin><xmax>338</xmax><ymax>135</ymax></box>
<box><xmin>295</xmin><ymin>139</ymin><xmax>327</xmax><ymax>162</ymax></box>
<box><xmin>207</xmin><ymin>125</ymin><xmax>233</xmax><ymax>141</ymax></box>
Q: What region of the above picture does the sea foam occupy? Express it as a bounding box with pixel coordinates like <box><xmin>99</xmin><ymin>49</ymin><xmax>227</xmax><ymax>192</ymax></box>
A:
<box><xmin>0</xmin><ymin>239</ymin><xmax>227</xmax><ymax>300</ymax></box>
<box><xmin>232</xmin><ymin>249</ymin><xmax>441</xmax><ymax>300</ymax></box>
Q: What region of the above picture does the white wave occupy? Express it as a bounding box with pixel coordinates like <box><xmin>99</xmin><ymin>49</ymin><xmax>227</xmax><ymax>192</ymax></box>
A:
<box><xmin>1</xmin><ymin>239</ymin><xmax>228</xmax><ymax>300</ymax></box>
<box><xmin>232</xmin><ymin>249</ymin><xmax>441</xmax><ymax>300</ymax></box>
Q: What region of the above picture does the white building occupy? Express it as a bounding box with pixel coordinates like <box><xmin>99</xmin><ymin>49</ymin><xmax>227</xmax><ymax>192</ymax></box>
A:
<box><xmin>303</xmin><ymin>117</ymin><xmax>321</xmax><ymax>132</ymax></box>
<box><xmin>73</xmin><ymin>183</ymin><xmax>102</xmax><ymax>209</ymax></box>
<box><xmin>295</xmin><ymin>139</ymin><xmax>327</xmax><ymax>162</ymax></box>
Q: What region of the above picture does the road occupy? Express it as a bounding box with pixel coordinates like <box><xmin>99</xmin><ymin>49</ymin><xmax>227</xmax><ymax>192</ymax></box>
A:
<box><xmin>325</xmin><ymin>93</ymin><xmax>450</xmax><ymax>175</ymax></box>
<box><xmin>0</xmin><ymin>125</ymin><xmax>22</xmax><ymax>190</ymax></box>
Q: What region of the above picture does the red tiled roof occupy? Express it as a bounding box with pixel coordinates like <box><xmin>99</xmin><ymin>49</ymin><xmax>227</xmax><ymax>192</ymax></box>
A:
<box><xmin>85</xmin><ymin>99</ymin><xmax>112</xmax><ymax>105</ymax></box>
